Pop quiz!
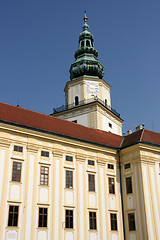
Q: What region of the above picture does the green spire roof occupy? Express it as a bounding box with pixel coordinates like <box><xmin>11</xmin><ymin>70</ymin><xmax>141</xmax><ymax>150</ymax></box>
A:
<box><xmin>69</xmin><ymin>12</ymin><xmax>104</xmax><ymax>80</ymax></box>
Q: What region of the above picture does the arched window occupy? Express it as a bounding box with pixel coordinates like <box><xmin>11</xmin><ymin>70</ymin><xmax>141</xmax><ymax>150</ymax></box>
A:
<box><xmin>75</xmin><ymin>96</ymin><xmax>79</xmax><ymax>106</ymax></box>
<box><xmin>81</xmin><ymin>41</ymin><xmax>84</xmax><ymax>48</ymax></box>
<box><xmin>86</xmin><ymin>40</ymin><xmax>90</xmax><ymax>47</ymax></box>
<box><xmin>105</xmin><ymin>99</ymin><xmax>107</xmax><ymax>107</ymax></box>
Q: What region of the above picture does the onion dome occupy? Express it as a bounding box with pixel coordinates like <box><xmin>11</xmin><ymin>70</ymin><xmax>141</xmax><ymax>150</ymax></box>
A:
<box><xmin>69</xmin><ymin>12</ymin><xmax>104</xmax><ymax>80</ymax></box>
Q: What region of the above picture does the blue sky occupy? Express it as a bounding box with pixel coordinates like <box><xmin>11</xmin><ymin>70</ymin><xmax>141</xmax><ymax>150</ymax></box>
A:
<box><xmin>0</xmin><ymin>0</ymin><xmax>160</xmax><ymax>134</ymax></box>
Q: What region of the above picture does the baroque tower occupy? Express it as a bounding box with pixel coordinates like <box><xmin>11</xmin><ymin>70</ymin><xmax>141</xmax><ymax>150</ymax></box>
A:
<box><xmin>52</xmin><ymin>13</ymin><xmax>123</xmax><ymax>135</ymax></box>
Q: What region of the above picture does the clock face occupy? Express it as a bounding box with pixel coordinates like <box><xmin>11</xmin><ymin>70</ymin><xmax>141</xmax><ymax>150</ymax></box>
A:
<box><xmin>86</xmin><ymin>81</ymin><xmax>99</xmax><ymax>95</ymax></box>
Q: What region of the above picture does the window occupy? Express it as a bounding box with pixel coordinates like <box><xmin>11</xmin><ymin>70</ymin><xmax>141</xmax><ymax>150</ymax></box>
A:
<box><xmin>109</xmin><ymin>177</ymin><xmax>115</xmax><ymax>194</ymax></box>
<box><xmin>12</xmin><ymin>162</ymin><xmax>22</xmax><ymax>182</ymax></box>
<box><xmin>8</xmin><ymin>205</ymin><xmax>19</xmax><ymax>226</ymax></box>
<box><xmin>81</xmin><ymin>41</ymin><xmax>84</xmax><ymax>48</ymax></box>
<box><xmin>88</xmin><ymin>160</ymin><xmax>95</xmax><ymax>166</ymax></box>
<box><xmin>105</xmin><ymin>99</ymin><xmax>107</xmax><ymax>106</ymax></box>
<box><xmin>125</xmin><ymin>163</ymin><xmax>131</xmax><ymax>169</ymax></box>
<box><xmin>86</xmin><ymin>40</ymin><xmax>90</xmax><ymax>47</ymax></box>
<box><xmin>108</xmin><ymin>164</ymin><xmax>114</xmax><ymax>169</ymax></box>
<box><xmin>128</xmin><ymin>213</ymin><xmax>136</xmax><ymax>231</ymax></box>
<box><xmin>72</xmin><ymin>120</ymin><xmax>77</xmax><ymax>123</ymax></box>
<box><xmin>66</xmin><ymin>156</ymin><xmax>73</xmax><ymax>162</ymax></box>
<box><xmin>65</xmin><ymin>210</ymin><xmax>73</xmax><ymax>228</ymax></box>
<box><xmin>40</xmin><ymin>166</ymin><xmax>49</xmax><ymax>185</ymax></box>
<box><xmin>41</xmin><ymin>151</ymin><xmax>49</xmax><ymax>157</ymax></box>
<box><xmin>38</xmin><ymin>208</ymin><xmax>48</xmax><ymax>227</ymax></box>
<box><xmin>14</xmin><ymin>145</ymin><xmax>23</xmax><ymax>152</ymax></box>
<box><xmin>75</xmin><ymin>96</ymin><xmax>79</xmax><ymax>106</ymax></box>
<box><xmin>126</xmin><ymin>177</ymin><xmax>132</xmax><ymax>194</ymax></box>
<box><xmin>66</xmin><ymin>170</ymin><xmax>73</xmax><ymax>188</ymax></box>
<box><xmin>88</xmin><ymin>174</ymin><xmax>95</xmax><ymax>191</ymax></box>
<box><xmin>110</xmin><ymin>213</ymin><xmax>117</xmax><ymax>231</ymax></box>
<box><xmin>89</xmin><ymin>212</ymin><xmax>97</xmax><ymax>230</ymax></box>
<box><xmin>109</xmin><ymin>123</ymin><xmax>112</xmax><ymax>128</ymax></box>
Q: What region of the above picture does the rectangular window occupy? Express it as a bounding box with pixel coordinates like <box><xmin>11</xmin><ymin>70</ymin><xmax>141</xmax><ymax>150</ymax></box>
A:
<box><xmin>65</xmin><ymin>210</ymin><xmax>73</xmax><ymax>228</ymax></box>
<box><xmin>14</xmin><ymin>145</ymin><xmax>23</xmax><ymax>152</ymax></box>
<box><xmin>8</xmin><ymin>205</ymin><xmax>19</xmax><ymax>226</ymax></box>
<box><xmin>109</xmin><ymin>123</ymin><xmax>112</xmax><ymax>128</ymax></box>
<box><xmin>88</xmin><ymin>174</ymin><xmax>95</xmax><ymax>192</ymax></box>
<box><xmin>66</xmin><ymin>156</ymin><xmax>73</xmax><ymax>162</ymax></box>
<box><xmin>41</xmin><ymin>151</ymin><xmax>49</xmax><ymax>157</ymax></box>
<box><xmin>128</xmin><ymin>213</ymin><xmax>136</xmax><ymax>231</ymax></box>
<box><xmin>109</xmin><ymin>177</ymin><xmax>115</xmax><ymax>194</ymax></box>
<box><xmin>88</xmin><ymin>160</ymin><xmax>95</xmax><ymax>166</ymax></box>
<box><xmin>110</xmin><ymin>213</ymin><xmax>117</xmax><ymax>231</ymax></box>
<box><xmin>66</xmin><ymin>170</ymin><xmax>73</xmax><ymax>188</ymax></box>
<box><xmin>38</xmin><ymin>208</ymin><xmax>48</xmax><ymax>227</ymax></box>
<box><xmin>125</xmin><ymin>163</ymin><xmax>131</xmax><ymax>169</ymax></box>
<box><xmin>40</xmin><ymin>166</ymin><xmax>49</xmax><ymax>185</ymax></box>
<box><xmin>89</xmin><ymin>212</ymin><xmax>97</xmax><ymax>230</ymax></box>
<box><xmin>126</xmin><ymin>177</ymin><xmax>133</xmax><ymax>194</ymax></box>
<box><xmin>12</xmin><ymin>162</ymin><xmax>22</xmax><ymax>182</ymax></box>
<box><xmin>108</xmin><ymin>164</ymin><xmax>114</xmax><ymax>169</ymax></box>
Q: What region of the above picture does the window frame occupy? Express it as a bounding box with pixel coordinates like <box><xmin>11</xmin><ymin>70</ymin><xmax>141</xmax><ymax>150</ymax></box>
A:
<box><xmin>110</xmin><ymin>213</ymin><xmax>118</xmax><ymax>231</ymax></box>
<box><xmin>88</xmin><ymin>160</ymin><xmax>95</xmax><ymax>166</ymax></box>
<box><xmin>124</xmin><ymin>163</ymin><xmax>131</xmax><ymax>169</ymax></box>
<box><xmin>12</xmin><ymin>161</ymin><xmax>22</xmax><ymax>182</ymax></box>
<box><xmin>40</xmin><ymin>166</ymin><xmax>49</xmax><ymax>186</ymax></box>
<box><xmin>128</xmin><ymin>213</ymin><xmax>136</xmax><ymax>231</ymax></box>
<box><xmin>108</xmin><ymin>177</ymin><xmax>115</xmax><ymax>194</ymax></box>
<box><xmin>126</xmin><ymin>176</ymin><xmax>133</xmax><ymax>194</ymax></box>
<box><xmin>66</xmin><ymin>170</ymin><xmax>73</xmax><ymax>189</ymax></box>
<box><xmin>38</xmin><ymin>207</ymin><xmax>48</xmax><ymax>228</ymax></box>
<box><xmin>88</xmin><ymin>174</ymin><xmax>95</xmax><ymax>192</ymax></box>
<box><xmin>89</xmin><ymin>211</ymin><xmax>97</xmax><ymax>230</ymax></box>
<box><xmin>41</xmin><ymin>151</ymin><xmax>49</xmax><ymax>158</ymax></box>
<box><xmin>66</xmin><ymin>155</ymin><xmax>73</xmax><ymax>162</ymax></box>
<box><xmin>108</xmin><ymin>164</ymin><xmax>114</xmax><ymax>169</ymax></box>
<box><xmin>8</xmin><ymin>205</ymin><xmax>19</xmax><ymax>227</ymax></box>
<box><xmin>65</xmin><ymin>209</ymin><xmax>73</xmax><ymax>229</ymax></box>
<box><xmin>14</xmin><ymin>145</ymin><xmax>23</xmax><ymax>153</ymax></box>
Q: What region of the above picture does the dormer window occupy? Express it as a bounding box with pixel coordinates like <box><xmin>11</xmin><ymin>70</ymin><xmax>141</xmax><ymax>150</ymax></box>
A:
<box><xmin>75</xmin><ymin>96</ymin><xmax>79</xmax><ymax>106</ymax></box>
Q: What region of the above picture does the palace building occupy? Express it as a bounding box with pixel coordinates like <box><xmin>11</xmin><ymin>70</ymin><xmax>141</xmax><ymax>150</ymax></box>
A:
<box><xmin>0</xmin><ymin>13</ymin><xmax>160</xmax><ymax>240</ymax></box>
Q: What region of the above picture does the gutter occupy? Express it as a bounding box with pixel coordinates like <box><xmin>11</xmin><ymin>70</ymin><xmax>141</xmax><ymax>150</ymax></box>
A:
<box><xmin>118</xmin><ymin>136</ymin><xmax>126</xmax><ymax>240</ymax></box>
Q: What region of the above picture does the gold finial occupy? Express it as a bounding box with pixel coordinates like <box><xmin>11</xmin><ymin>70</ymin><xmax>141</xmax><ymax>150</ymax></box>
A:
<box><xmin>84</xmin><ymin>10</ymin><xmax>88</xmax><ymax>22</ymax></box>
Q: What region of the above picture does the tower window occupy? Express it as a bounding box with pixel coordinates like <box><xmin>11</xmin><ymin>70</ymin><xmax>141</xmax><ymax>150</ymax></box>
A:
<box><xmin>81</xmin><ymin>41</ymin><xmax>84</xmax><ymax>48</ymax></box>
<box><xmin>86</xmin><ymin>40</ymin><xmax>90</xmax><ymax>47</ymax></box>
<box><xmin>75</xmin><ymin>96</ymin><xmax>79</xmax><ymax>106</ymax></box>
<box><xmin>105</xmin><ymin>99</ymin><xmax>107</xmax><ymax>106</ymax></box>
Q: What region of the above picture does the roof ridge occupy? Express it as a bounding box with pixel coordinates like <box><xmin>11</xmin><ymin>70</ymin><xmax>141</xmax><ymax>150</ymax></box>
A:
<box><xmin>140</xmin><ymin>128</ymin><xmax>145</xmax><ymax>142</ymax></box>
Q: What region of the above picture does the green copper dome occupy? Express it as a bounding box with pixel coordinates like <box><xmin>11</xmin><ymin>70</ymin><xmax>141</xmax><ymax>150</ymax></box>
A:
<box><xmin>69</xmin><ymin>13</ymin><xmax>104</xmax><ymax>80</ymax></box>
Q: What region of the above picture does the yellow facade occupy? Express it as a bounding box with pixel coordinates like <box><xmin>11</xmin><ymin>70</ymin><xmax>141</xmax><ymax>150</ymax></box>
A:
<box><xmin>0</xmin><ymin>116</ymin><xmax>160</xmax><ymax>240</ymax></box>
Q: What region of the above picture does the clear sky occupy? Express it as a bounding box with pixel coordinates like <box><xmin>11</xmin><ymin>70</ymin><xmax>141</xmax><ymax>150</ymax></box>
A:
<box><xmin>0</xmin><ymin>0</ymin><xmax>160</xmax><ymax>134</ymax></box>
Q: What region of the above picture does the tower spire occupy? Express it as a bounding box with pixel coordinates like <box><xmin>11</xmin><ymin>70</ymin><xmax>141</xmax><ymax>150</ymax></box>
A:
<box><xmin>84</xmin><ymin>10</ymin><xmax>88</xmax><ymax>23</ymax></box>
<box><xmin>69</xmin><ymin>13</ymin><xmax>104</xmax><ymax>80</ymax></box>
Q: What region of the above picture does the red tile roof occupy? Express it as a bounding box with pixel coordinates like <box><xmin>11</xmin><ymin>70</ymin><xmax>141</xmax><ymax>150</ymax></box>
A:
<box><xmin>0</xmin><ymin>102</ymin><xmax>122</xmax><ymax>148</ymax></box>
<box><xmin>122</xmin><ymin>129</ymin><xmax>160</xmax><ymax>148</ymax></box>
